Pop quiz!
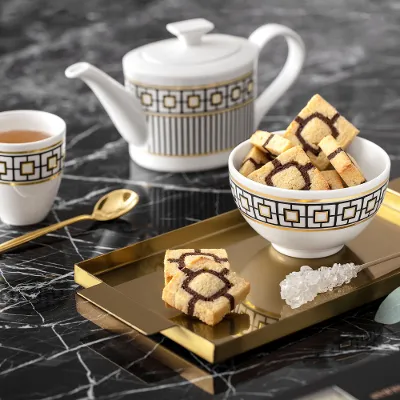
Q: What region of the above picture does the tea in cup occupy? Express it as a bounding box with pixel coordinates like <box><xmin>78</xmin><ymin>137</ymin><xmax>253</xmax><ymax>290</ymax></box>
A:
<box><xmin>0</xmin><ymin>110</ymin><xmax>66</xmax><ymax>225</ymax></box>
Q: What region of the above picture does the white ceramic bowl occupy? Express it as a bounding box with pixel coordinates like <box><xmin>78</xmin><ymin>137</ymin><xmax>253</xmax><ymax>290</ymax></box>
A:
<box><xmin>228</xmin><ymin>132</ymin><xmax>391</xmax><ymax>258</ymax></box>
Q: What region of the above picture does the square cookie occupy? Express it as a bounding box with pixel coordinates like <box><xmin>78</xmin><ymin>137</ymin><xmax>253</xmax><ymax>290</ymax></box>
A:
<box><xmin>239</xmin><ymin>146</ymin><xmax>271</xmax><ymax>177</ymax></box>
<box><xmin>248</xmin><ymin>146</ymin><xmax>330</xmax><ymax>190</ymax></box>
<box><xmin>319</xmin><ymin>135</ymin><xmax>366</xmax><ymax>186</ymax></box>
<box><xmin>250</xmin><ymin>130</ymin><xmax>293</xmax><ymax>156</ymax></box>
<box><xmin>321</xmin><ymin>170</ymin><xmax>346</xmax><ymax>189</ymax></box>
<box><xmin>162</xmin><ymin>257</ymin><xmax>250</xmax><ymax>326</ymax></box>
<box><xmin>164</xmin><ymin>249</ymin><xmax>229</xmax><ymax>285</ymax></box>
<box><xmin>284</xmin><ymin>94</ymin><xmax>359</xmax><ymax>170</ymax></box>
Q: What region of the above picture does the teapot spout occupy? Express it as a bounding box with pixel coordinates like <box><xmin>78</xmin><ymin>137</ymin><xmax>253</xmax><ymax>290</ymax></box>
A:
<box><xmin>65</xmin><ymin>62</ymin><xmax>147</xmax><ymax>147</ymax></box>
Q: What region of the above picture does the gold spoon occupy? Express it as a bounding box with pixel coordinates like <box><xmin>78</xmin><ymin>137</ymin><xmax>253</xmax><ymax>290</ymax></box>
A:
<box><xmin>0</xmin><ymin>189</ymin><xmax>139</xmax><ymax>253</ymax></box>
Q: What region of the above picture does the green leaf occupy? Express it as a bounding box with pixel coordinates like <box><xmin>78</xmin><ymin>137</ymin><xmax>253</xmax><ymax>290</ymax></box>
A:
<box><xmin>375</xmin><ymin>287</ymin><xmax>400</xmax><ymax>324</ymax></box>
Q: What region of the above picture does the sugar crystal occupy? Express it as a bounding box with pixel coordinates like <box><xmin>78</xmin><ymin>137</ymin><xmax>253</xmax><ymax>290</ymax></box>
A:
<box><xmin>280</xmin><ymin>262</ymin><xmax>363</xmax><ymax>309</ymax></box>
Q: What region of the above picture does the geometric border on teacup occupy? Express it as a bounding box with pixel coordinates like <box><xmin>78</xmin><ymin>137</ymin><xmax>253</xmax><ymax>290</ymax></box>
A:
<box><xmin>0</xmin><ymin>141</ymin><xmax>64</xmax><ymax>185</ymax></box>
<box><xmin>230</xmin><ymin>178</ymin><xmax>388</xmax><ymax>230</ymax></box>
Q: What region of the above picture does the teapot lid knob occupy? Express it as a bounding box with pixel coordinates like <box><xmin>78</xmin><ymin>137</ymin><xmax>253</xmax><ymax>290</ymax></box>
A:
<box><xmin>166</xmin><ymin>18</ymin><xmax>214</xmax><ymax>46</ymax></box>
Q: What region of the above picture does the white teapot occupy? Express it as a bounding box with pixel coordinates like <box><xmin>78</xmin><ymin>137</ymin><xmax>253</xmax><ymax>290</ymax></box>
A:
<box><xmin>65</xmin><ymin>18</ymin><xmax>305</xmax><ymax>172</ymax></box>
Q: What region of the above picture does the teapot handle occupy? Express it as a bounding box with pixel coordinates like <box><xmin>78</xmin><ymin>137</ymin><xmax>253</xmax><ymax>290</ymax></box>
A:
<box><xmin>249</xmin><ymin>24</ymin><xmax>305</xmax><ymax>128</ymax></box>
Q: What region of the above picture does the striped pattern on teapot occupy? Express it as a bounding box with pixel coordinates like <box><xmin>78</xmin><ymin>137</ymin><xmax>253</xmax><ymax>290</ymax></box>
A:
<box><xmin>125</xmin><ymin>72</ymin><xmax>255</xmax><ymax>156</ymax></box>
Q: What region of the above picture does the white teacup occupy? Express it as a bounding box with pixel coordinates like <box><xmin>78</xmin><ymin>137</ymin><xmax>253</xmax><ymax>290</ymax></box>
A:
<box><xmin>0</xmin><ymin>110</ymin><xmax>66</xmax><ymax>226</ymax></box>
<box><xmin>229</xmin><ymin>132</ymin><xmax>391</xmax><ymax>258</ymax></box>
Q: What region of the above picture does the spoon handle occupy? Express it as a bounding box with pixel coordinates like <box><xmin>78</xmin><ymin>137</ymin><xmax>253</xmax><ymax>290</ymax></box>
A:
<box><xmin>0</xmin><ymin>214</ymin><xmax>93</xmax><ymax>253</ymax></box>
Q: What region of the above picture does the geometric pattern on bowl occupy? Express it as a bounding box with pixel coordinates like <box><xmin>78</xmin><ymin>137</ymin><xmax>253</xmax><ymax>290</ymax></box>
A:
<box><xmin>236</xmin><ymin>303</ymin><xmax>277</xmax><ymax>328</ymax></box>
<box><xmin>0</xmin><ymin>141</ymin><xmax>64</xmax><ymax>184</ymax></box>
<box><xmin>230</xmin><ymin>178</ymin><xmax>388</xmax><ymax>230</ymax></box>
<box><xmin>126</xmin><ymin>72</ymin><xmax>254</xmax><ymax>116</ymax></box>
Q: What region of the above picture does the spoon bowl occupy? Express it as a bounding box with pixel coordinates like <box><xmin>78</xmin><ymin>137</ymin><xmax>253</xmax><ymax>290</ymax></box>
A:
<box><xmin>92</xmin><ymin>189</ymin><xmax>139</xmax><ymax>221</ymax></box>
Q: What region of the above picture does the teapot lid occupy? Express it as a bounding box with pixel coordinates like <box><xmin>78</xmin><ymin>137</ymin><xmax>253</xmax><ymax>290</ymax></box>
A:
<box><xmin>123</xmin><ymin>19</ymin><xmax>256</xmax><ymax>84</ymax></box>
<box><xmin>142</xmin><ymin>19</ymin><xmax>240</xmax><ymax>65</ymax></box>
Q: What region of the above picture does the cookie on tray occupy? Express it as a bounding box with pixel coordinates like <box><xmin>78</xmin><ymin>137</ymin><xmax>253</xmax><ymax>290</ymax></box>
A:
<box><xmin>162</xmin><ymin>257</ymin><xmax>250</xmax><ymax>326</ymax></box>
<box><xmin>321</xmin><ymin>170</ymin><xmax>345</xmax><ymax>189</ymax></box>
<box><xmin>239</xmin><ymin>146</ymin><xmax>271</xmax><ymax>177</ymax></box>
<box><xmin>284</xmin><ymin>94</ymin><xmax>359</xmax><ymax>170</ymax></box>
<box><xmin>164</xmin><ymin>249</ymin><xmax>229</xmax><ymax>285</ymax></box>
<box><xmin>248</xmin><ymin>146</ymin><xmax>330</xmax><ymax>190</ymax></box>
<box><xmin>250</xmin><ymin>130</ymin><xmax>293</xmax><ymax>156</ymax></box>
<box><xmin>319</xmin><ymin>135</ymin><xmax>366</xmax><ymax>187</ymax></box>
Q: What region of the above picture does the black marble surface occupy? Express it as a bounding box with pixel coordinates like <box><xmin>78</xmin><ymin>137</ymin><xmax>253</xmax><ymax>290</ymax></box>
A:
<box><xmin>1</xmin><ymin>0</ymin><xmax>400</xmax><ymax>399</ymax></box>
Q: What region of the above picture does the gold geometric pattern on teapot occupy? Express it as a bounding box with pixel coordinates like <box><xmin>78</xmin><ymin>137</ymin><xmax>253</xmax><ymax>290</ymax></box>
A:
<box><xmin>126</xmin><ymin>71</ymin><xmax>254</xmax><ymax>117</ymax></box>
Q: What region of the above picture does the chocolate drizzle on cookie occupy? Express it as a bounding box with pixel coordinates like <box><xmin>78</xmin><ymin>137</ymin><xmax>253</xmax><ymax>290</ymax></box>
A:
<box><xmin>168</xmin><ymin>249</ymin><xmax>228</xmax><ymax>271</ymax></box>
<box><xmin>263</xmin><ymin>134</ymin><xmax>274</xmax><ymax>148</ymax></box>
<box><xmin>265</xmin><ymin>159</ymin><xmax>315</xmax><ymax>190</ymax></box>
<box><xmin>241</xmin><ymin>157</ymin><xmax>265</xmax><ymax>170</ymax></box>
<box><xmin>180</xmin><ymin>267</ymin><xmax>235</xmax><ymax>316</ymax></box>
<box><xmin>294</xmin><ymin>112</ymin><xmax>340</xmax><ymax>156</ymax></box>
<box><xmin>327</xmin><ymin>147</ymin><xmax>344</xmax><ymax>160</ymax></box>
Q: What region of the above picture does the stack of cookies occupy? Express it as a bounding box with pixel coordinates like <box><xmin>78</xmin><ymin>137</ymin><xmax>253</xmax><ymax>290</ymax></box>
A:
<box><xmin>162</xmin><ymin>249</ymin><xmax>250</xmax><ymax>326</ymax></box>
<box><xmin>240</xmin><ymin>94</ymin><xmax>366</xmax><ymax>190</ymax></box>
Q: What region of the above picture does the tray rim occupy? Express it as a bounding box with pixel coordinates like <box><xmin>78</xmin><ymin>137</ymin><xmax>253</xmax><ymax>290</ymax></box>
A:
<box><xmin>75</xmin><ymin>181</ymin><xmax>400</xmax><ymax>363</ymax></box>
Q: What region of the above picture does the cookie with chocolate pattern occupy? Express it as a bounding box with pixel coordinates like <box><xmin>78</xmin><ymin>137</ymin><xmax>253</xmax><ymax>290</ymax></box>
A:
<box><xmin>284</xmin><ymin>94</ymin><xmax>359</xmax><ymax>170</ymax></box>
<box><xmin>162</xmin><ymin>257</ymin><xmax>250</xmax><ymax>326</ymax></box>
<box><xmin>248</xmin><ymin>146</ymin><xmax>330</xmax><ymax>190</ymax></box>
<box><xmin>319</xmin><ymin>135</ymin><xmax>366</xmax><ymax>187</ymax></box>
<box><xmin>321</xmin><ymin>170</ymin><xmax>346</xmax><ymax>189</ymax></box>
<box><xmin>164</xmin><ymin>249</ymin><xmax>229</xmax><ymax>285</ymax></box>
<box><xmin>239</xmin><ymin>146</ymin><xmax>271</xmax><ymax>177</ymax></box>
<box><xmin>250</xmin><ymin>130</ymin><xmax>293</xmax><ymax>156</ymax></box>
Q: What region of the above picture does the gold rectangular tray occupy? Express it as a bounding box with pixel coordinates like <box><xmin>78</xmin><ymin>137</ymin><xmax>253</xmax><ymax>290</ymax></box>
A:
<box><xmin>75</xmin><ymin>178</ymin><xmax>400</xmax><ymax>364</ymax></box>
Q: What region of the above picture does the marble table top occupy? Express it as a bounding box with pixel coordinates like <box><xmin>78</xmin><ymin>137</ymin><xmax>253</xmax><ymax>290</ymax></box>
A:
<box><xmin>1</xmin><ymin>0</ymin><xmax>400</xmax><ymax>398</ymax></box>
